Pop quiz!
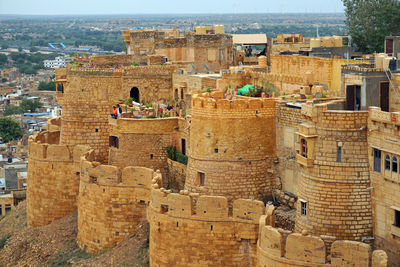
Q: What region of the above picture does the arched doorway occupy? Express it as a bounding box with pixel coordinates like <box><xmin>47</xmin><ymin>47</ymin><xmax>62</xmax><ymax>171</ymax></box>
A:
<box><xmin>130</xmin><ymin>87</ymin><xmax>140</xmax><ymax>103</ymax></box>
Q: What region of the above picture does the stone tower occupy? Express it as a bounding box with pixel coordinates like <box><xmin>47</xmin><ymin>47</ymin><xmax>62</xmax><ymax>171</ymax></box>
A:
<box><xmin>295</xmin><ymin>101</ymin><xmax>373</xmax><ymax>241</ymax></box>
<box><xmin>184</xmin><ymin>93</ymin><xmax>277</xmax><ymax>201</ymax></box>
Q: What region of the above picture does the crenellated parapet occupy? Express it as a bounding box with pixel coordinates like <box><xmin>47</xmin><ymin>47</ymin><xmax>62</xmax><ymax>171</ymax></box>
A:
<box><xmin>77</xmin><ymin>155</ymin><xmax>162</xmax><ymax>253</ymax></box>
<box><xmin>27</xmin><ymin>130</ymin><xmax>91</xmax><ymax>227</ymax></box>
<box><xmin>150</xmin><ymin>187</ymin><xmax>265</xmax><ymax>224</ymax></box>
<box><xmin>121</xmin><ymin>65</ymin><xmax>175</xmax><ymax>78</ymax></box>
<box><xmin>191</xmin><ymin>92</ymin><xmax>275</xmax><ymax>119</ymax></box>
<box><xmin>258</xmin><ymin>206</ymin><xmax>387</xmax><ymax>267</ymax></box>
<box><xmin>301</xmin><ymin>100</ymin><xmax>369</xmax><ymax>130</ymax></box>
<box><xmin>148</xmin><ymin>187</ymin><xmax>264</xmax><ymax>266</ymax></box>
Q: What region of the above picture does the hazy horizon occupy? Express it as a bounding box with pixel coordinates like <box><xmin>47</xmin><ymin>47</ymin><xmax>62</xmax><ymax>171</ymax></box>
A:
<box><xmin>0</xmin><ymin>0</ymin><xmax>344</xmax><ymax>15</ymax></box>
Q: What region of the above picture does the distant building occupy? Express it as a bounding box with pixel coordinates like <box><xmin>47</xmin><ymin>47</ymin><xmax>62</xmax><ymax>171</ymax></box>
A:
<box><xmin>4</xmin><ymin>163</ymin><xmax>27</xmax><ymax>190</ymax></box>
<box><xmin>43</xmin><ymin>55</ymin><xmax>71</xmax><ymax>69</ymax></box>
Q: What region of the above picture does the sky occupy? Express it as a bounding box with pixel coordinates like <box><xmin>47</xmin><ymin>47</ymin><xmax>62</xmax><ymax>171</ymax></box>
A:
<box><xmin>0</xmin><ymin>0</ymin><xmax>344</xmax><ymax>15</ymax></box>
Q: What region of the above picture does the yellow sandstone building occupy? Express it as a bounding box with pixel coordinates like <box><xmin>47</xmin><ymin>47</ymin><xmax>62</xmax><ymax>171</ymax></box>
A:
<box><xmin>25</xmin><ymin>27</ymin><xmax>400</xmax><ymax>266</ymax></box>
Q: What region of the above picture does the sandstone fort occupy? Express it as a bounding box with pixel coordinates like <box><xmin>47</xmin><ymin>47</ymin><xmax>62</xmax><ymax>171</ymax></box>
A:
<box><xmin>15</xmin><ymin>26</ymin><xmax>400</xmax><ymax>266</ymax></box>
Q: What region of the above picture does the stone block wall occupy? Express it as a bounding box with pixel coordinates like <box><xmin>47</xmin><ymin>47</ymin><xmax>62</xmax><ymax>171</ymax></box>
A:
<box><xmin>257</xmin><ymin>211</ymin><xmax>387</xmax><ymax>267</ymax></box>
<box><xmin>26</xmin><ymin>130</ymin><xmax>91</xmax><ymax>226</ymax></box>
<box><xmin>89</xmin><ymin>54</ymin><xmax>140</xmax><ymax>66</ymax></box>
<box><xmin>149</xmin><ymin>187</ymin><xmax>264</xmax><ymax>267</ymax></box>
<box><xmin>295</xmin><ymin>102</ymin><xmax>372</xmax><ymax>241</ymax></box>
<box><xmin>56</xmin><ymin>65</ymin><xmax>175</xmax><ymax>162</ymax></box>
<box><xmin>269</xmin><ymin>55</ymin><xmax>366</xmax><ymax>96</ymax></box>
<box><xmin>275</xmin><ymin>101</ymin><xmax>304</xmax><ymax>194</ymax></box>
<box><xmin>59</xmin><ymin>68</ymin><xmax>120</xmax><ymax>162</ymax></box>
<box><xmin>166</xmin><ymin>158</ymin><xmax>186</xmax><ymax>191</ymax></box>
<box><xmin>184</xmin><ymin>94</ymin><xmax>278</xmax><ymax>201</ymax></box>
<box><xmin>108</xmin><ymin>117</ymin><xmax>187</xmax><ymax>188</ymax></box>
<box><xmin>121</xmin><ymin>65</ymin><xmax>175</xmax><ymax>103</ymax></box>
<box><xmin>77</xmin><ymin>157</ymin><xmax>162</xmax><ymax>253</ymax></box>
<box><xmin>368</xmin><ymin>107</ymin><xmax>400</xmax><ymax>265</ymax></box>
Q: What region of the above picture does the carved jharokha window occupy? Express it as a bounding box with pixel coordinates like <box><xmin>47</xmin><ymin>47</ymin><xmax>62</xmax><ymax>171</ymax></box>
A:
<box><xmin>301</xmin><ymin>139</ymin><xmax>308</xmax><ymax>158</ymax></box>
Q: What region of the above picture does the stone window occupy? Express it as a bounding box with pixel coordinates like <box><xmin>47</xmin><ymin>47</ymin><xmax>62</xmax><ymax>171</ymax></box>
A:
<box><xmin>174</xmin><ymin>88</ymin><xmax>178</xmax><ymax>100</ymax></box>
<box><xmin>180</xmin><ymin>88</ymin><xmax>184</xmax><ymax>100</ymax></box>
<box><xmin>385</xmin><ymin>155</ymin><xmax>391</xmax><ymax>171</ymax></box>
<box><xmin>57</xmin><ymin>83</ymin><xmax>64</xmax><ymax>93</ymax></box>
<box><xmin>395</xmin><ymin>210</ymin><xmax>400</xmax><ymax>228</ymax></box>
<box><xmin>300</xmin><ymin>201</ymin><xmax>307</xmax><ymax>216</ymax></box>
<box><xmin>300</xmin><ymin>139</ymin><xmax>308</xmax><ymax>158</ymax></box>
<box><xmin>393</xmin><ymin>156</ymin><xmax>398</xmax><ymax>173</ymax></box>
<box><xmin>219</xmin><ymin>49</ymin><xmax>225</xmax><ymax>61</ymax></box>
<box><xmin>109</xmin><ymin>136</ymin><xmax>119</xmax><ymax>149</ymax></box>
<box><xmin>337</xmin><ymin>146</ymin><xmax>342</xmax><ymax>162</ymax></box>
<box><xmin>373</xmin><ymin>149</ymin><xmax>381</xmax><ymax>173</ymax></box>
<box><xmin>196</xmin><ymin>172</ymin><xmax>205</xmax><ymax>187</ymax></box>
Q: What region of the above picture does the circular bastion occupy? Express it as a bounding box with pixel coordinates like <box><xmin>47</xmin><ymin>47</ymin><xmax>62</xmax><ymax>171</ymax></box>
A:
<box><xmin>184</xmin><ymin>93</ymin><xmax>278</xmax><ymax>201</ymax></box>
<box><xmin>295</xmin><ymin>102</ymin><xmax>372</xmax><ymax>241</ymax></box>
<box><xmin>148</xmin><ymin>186</ymin><xmax>265</xmax><ymax>266</ymax></box>
<box><xmin>27</xmin><ymin>129</ymin><xmax>91</xmax><ymax>227</ymax></box>
<box><xmin>77</xmin><ymin>154</ymin><xmax>162</xmax><ymax>254</ymax></box>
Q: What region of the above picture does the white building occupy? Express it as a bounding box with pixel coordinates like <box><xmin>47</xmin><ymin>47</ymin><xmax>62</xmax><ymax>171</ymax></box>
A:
<box><xmin>43</xmin><ymin>55</ymin><xmax>71</xmax><ymax>69</ymax></box>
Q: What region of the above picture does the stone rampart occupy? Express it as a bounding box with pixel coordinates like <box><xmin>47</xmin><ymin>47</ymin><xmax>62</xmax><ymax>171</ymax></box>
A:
<box><xmin>27</xmin><ymin>130</ymin><xmax>91</xmax><ymax>226</ymax></box>
<box><xmin>149</xmin><ymin>187</ymin><xmax>264</xmax><ymax>266</ymax></box>
<box><xmin>89</xmin><ymin>54</ymin><xmax>140</xmax><ymax>66</ymax></box>
<box><xmin>77</xmin><ymin>156</ymin><xmax>162</xmax><ymax>253</ymax></box>
<box><xmin>257</xmin><ymin>211</ymin><xmax>387</xmax><ymax>267</ymax></box>
<box><xmin>185</xmin><ymin>94</ymin><xmax>277</xmax><ymax>201</ymax></box>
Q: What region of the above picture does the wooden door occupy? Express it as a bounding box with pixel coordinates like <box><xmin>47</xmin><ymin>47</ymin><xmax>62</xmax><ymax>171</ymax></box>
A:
<box><xmin>346</xmin><ymin>85</ymin><xmax>355</xmax><ymax>110</ymax></box>
<box><xmin>380</xmin><ymin>82</ymin><xmax>389</xmax><ymax>112</ymax></box>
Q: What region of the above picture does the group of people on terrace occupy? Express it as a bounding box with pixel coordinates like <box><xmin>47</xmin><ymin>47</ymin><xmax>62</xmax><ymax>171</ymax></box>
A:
<box><xmin>111</xmin><ymin>104</ymin><xmax>122</xmax><ymax>119</ymax></box>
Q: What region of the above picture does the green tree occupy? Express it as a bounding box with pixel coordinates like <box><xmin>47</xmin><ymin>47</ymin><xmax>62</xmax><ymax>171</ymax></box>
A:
<box><xmin>4</xmin><ymin>105</ymin><xmax>22</xmax><ymax>116</ymax></box>
<box><xmin>19</xmin><ymin>99</ymin><xmax>42</xmax><ymax>113</ymax></box>
<box><xmin>0</xmin><ymin>54</ymin><xmax>7</xmax><ymax>65</ymax></box>
<box><xmin>29</xmin><ymin>46</ymin><xmax>38</xmax><ymax>53</ymax></box>
<box><xmin>0</xmin><ymin>117</ymin><xmax>23</xmax><ymax>143</ymax></box>
<box><xmin>342</xmin><ymin>0</ymin><xmax>400</xmax><ymax>53</ymax></box>
<box><xmin>38</xmin><ymin>81</ymin><xmax>56</xmax><ymax>91</ymax></box>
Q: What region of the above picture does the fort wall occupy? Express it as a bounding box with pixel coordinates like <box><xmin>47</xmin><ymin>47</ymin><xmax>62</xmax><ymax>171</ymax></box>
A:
<box><xmin>89</xmin><ymin>54</ymin><xmax>140</xmax><ymax>66</ymax></box>
<box><xmin>184</xmin><ymin>93</ymin><xmax>278</xmax><ymax>201</ymax></box>
<box><xmin>258</xmin><ymin>206</ymin><xmax>387</xmax><ymax>267</ymax></box>
<box><xmin>77</xmin><ymin>156</ymin><xmax>162</xmax><ymax>253</ymax></box>
<box><xmin>27</xmin><ymin>130</ymin><xmax>91</xmax><ymax>226</ymax></box>
<box><xmin>269</xmin><ymin>55</ymin><xmax>367</xmax><ymax>96</ymax></box>
<box><xmin>295</xmin><ymin>102</ymin><xmax>372</xmax><ymax>241</ymax></box>
<box><xmin>149</xmin><ymin>187</ymin><xmax>264</xmax><ymax>266</ymax></box>
<box><xmin>368</xmin><ymin>107</ymin><xmax>400</xmax><ymax>265</ymax></box>
<box><xmin>108</xmin><ymin>117</ymin><xmax>187</xmax><ymax>188</ymax></box>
